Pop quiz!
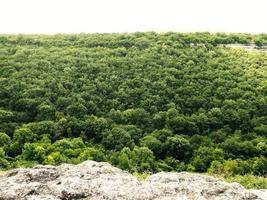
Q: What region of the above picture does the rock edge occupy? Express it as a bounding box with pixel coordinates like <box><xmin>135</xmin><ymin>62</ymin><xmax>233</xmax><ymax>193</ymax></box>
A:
<box><xmin>0</xmin><ymin>160</ymin><xmax>266</xmax><ymax>200</ymax></box>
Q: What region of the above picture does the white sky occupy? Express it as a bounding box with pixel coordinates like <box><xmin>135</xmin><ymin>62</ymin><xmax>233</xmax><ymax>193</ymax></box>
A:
<box><xmin>0</xmin><ymin>0</ymin><xmax>267</xmax><ymax>34</ymax></box>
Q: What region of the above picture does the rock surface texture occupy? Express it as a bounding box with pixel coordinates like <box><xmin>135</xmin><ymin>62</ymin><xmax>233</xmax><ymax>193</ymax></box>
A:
<box><xmin>0</xmin><ymin>160</ymin><xmax>266</xmax><ymax>200</ymax></box>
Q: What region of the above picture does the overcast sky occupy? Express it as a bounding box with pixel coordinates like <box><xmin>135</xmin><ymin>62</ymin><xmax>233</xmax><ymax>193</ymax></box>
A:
<box><xmin>1</xmin><ymin>0</ymin><xmax>267</xmax><ymax>34</ymax></box>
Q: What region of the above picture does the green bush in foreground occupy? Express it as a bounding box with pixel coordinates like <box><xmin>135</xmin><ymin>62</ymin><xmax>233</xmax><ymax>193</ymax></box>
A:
<box><xmin>225</xmin><ymin>175</ymin><xmax>267</xmax><ymax>189</ymax></box>
<box><xmin>208</xmin><ymin>159</ymin><xmax>267</xmax><ymax>189</ymax></box>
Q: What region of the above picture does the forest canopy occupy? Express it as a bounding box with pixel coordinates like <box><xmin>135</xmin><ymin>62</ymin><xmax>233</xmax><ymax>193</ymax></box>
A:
<box><xmin>0</xmin><ymin>32</ymin><xmax>266</xmax><ymax>184</ymax></box>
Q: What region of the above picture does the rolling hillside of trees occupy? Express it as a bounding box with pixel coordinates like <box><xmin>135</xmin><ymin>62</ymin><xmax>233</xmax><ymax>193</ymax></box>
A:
<box><xmin>0</xmin><ymin>32</ymin><xmax>266</xmax><ymax>186</ymax></box>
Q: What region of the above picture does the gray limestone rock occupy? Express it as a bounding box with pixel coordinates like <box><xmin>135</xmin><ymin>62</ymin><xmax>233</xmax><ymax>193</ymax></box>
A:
<box><xmin>0</xmin><ymin>160</ymin><xmax>266</xmax><ymax>200</ymax></box>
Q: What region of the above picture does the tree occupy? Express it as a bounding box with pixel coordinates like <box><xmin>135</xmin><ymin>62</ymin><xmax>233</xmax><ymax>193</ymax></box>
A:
<box><xmin>140</xmin><ymin>135</ymin><xmax>163</xmax><ymax>158</ymax></box>
<box><xmin>192</xmin><ymin>147</ymin><xmax>224</xmax><ymax>172</ymax></box>
<box><xmin>151</xmin><ymin>129</ymin><xmax>173</xmax><ymax>142</ymax></box>
<box><xmin>0</xmin><ymin>109</ymin><xmax>14</xmax><ymax>122</ymax></box>
<box><xmin>256</xmin><ymin>142</ymin><xmax>267</xmax><ymax>156</ymax></box>
<box><xmin>253</xmin><ymin>156</ymin><xmax>267</xmax><ymax>176</ymax></box>
<box><xmin>0</xmin><ymin>148</ymin><xmax>9</xmax><ymax>169</ymax></box>
<box><xmin>170</xmin><ymin>116</ymin><xmax>199</xmax><ymax>135</ymax></box>
<box><xmin>81</xmin><ymin>115</ymin><xmax>108</xmax><ymax>141</ymax></box>
<box><xmin>122</xmin><ymin>108</ymin><xmax>151</xmax><ymax>129</ymax></box>
<box><xmin>66</xmin><ymin>103</ymin><xmax>87</xmax><ymax>119</ymax></box>
<box><xmin>51</xmin><ymin>138</ymin><xmax>85</xmax><ymax>157</ymax></box>
<box><xmin>78</xmin><ymin>147</ymin><xmax>106</xmax><ymax>162</ymax></box>
<box><xmin>208</xmin><ymin>160</ymin><xmax>224</xmax><ymax>175</ymax></box>
<box><xmin>21</xmin><ymin>143</ymin><xmax>46</xmax><ymax>163</ymax></box>
<box><xmin>24</xmin><ymin>121</ymin><xmax>56</xmax><ymax>139</ymax></box>
<box><xmin>45</xmin><ymin>151</ymin><xmax>67</xmax><ymax>165</ymax></box>
<box><xmin>102</xmin><ymin>126</ymin><xmax>133</xmax><ymax>150</ymax></box>
<box><xmin>153</xmin><ymin>112</ymin><xmax>166</xmax><ymax>129</ymax></box>
<box><xmin>36</xmin><ymin>104</ymin><xmax>55</xmax><ymax>120</ymax></box>
<box><xmin>0</xmin><ymin>132</ymin><xmax>11</xmax><ymax>148</ymax></box>
<box><xmin>254</xmin><ymin>125</ymin><xmax>267</xmax><ymax>136</ymax></box>
<box><xmin>11</xmin><ymin>128</ymin><xmax>37</xmax><ymax>156</ymax></box>
<box><xmin>13</xmin><ymin>128</ymin><xmax>37</xmax><ymax>145</ymax></box>
<box><xmin>119</xmin><ymin>125</ymin><xmax>143</xmax><ymax>144</ymax></box>
<box><xmin>165</xmin><ymin>135</ymin><xmax>191</xmax><ymax>160</ymax></box>
<box><xmin>222</xmin><ymin>159</ymin><xmax>251</xmax><ymax>176</ymax></box>
<box><xmin>132</xmin><ymin>146</ymin><xmax>156</xmax><ymax>172</ymax></box>
<box><xmin>222</xmin><ymin>136</ymin><xmax>259</xmax><ymax>158</ymax></box>
<box><xmin>117</xmin><ymin>147</ymin><xmax>133</xmax><ymax>171</ymax></box>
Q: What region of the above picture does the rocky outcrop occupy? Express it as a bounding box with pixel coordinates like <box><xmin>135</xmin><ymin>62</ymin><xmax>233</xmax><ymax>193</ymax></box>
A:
<box><xmin>222</xmin><ymin>44</ymin><xmax>267</xmax><ymax>52</ymax></box>
<box><xmin>0</xmin><ymin>160</ymin><xmax>266</xmax><ymax>200</ymax></box>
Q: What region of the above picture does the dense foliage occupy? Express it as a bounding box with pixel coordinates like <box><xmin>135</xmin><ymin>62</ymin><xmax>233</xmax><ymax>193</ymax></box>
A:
<box><xmin>0</xmin><ymin>33</ymin><xmax>267</xmax><ymax>185</ymax></box>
